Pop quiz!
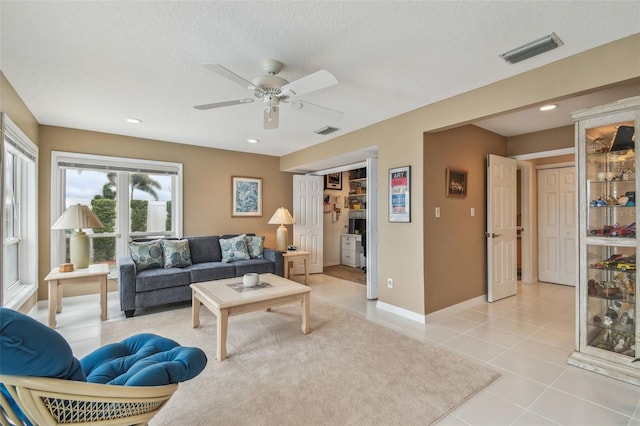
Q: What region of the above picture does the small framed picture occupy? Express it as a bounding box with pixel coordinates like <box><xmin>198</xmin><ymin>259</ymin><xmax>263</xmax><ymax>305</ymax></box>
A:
<box><xmin>389</xmin><ymin>166</ymin><xmax>410</xmax><ymax>223</ymax></box>
<box><xmin>232</xmin><ymin>176</ymin><xmax>262</xmax><ymax>217</ymax></box>
<box><xmin>446</xmin><ymin>168</ymin><xmax>467</xmax><ymax>198</ymax></box>
<box><xmin>324</xmin><ymin>172</ymin><xmax>342</xmax><ymax>190</ymax></box>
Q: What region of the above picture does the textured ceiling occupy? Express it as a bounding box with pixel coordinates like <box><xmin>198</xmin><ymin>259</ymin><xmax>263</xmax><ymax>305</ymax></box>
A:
<box><xmin>1</xmin><ymin>1</ymin><xmax>640</xmax><ymax>162</ymax></box>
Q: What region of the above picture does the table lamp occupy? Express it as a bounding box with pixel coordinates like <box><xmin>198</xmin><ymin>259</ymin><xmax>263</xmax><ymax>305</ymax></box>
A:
<box><xmin>51</xmin><ymin>204</ymin><xmax>104</xmax><ymax>269</ymax></box>
<box><xmin>268</xmin><ymin>207</ymin><xmax>295</xmax><ymax>252</ymax></box>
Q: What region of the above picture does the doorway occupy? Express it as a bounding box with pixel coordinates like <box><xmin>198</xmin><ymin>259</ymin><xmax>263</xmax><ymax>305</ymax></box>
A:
<box><xmin>515</xmin><ymin>148</ymin><xmax>575</xmax><ymax>285</ymax></box>
<box><xmin>305</xmin><ymin>158</ymin><xmax>378</xmax><ymax>299</ymax></box>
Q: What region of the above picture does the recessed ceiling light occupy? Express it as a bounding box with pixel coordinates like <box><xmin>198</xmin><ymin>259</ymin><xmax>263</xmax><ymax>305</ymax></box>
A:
<box><xmin>539</xmin><ymin>104</ymin><xmax>557</xmax><ymax>111</ymax></box>
<box><xmin>247</xmin><ymin>138</ymin><xmax>259</xmax><ymax>144</ymax></box>
<box><xmin>126</xmin><ymin>117</ymin><xmax>142</xmax><ymax>124</ymax></box>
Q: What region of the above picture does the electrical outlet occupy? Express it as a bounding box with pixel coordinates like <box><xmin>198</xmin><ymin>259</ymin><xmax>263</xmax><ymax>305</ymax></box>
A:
<box><xmin>387</xmin><ymin>278</ymin><xmax>393</xmax><ymax>288</ymax></box>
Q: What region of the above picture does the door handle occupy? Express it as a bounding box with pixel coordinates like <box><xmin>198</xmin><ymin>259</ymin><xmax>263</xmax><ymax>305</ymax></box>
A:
<box><xmin>485</xmin><ymin>232</ymin><xmax>502</xmax><ymax>238</ymax></box>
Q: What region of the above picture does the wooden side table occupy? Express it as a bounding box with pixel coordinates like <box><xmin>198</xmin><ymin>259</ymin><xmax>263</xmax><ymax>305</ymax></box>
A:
<box><xmin>282</xmin><ymin>250</ymin><xmax>310</xmax><ymax>284</ymax></box>
<box><xmin>44</xmin><ymin>263</ymin><xmax>110</xmax><ymax>328</ymax></box>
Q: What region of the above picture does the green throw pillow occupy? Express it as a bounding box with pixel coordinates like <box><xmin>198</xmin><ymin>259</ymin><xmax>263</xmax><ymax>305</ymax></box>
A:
<box><xmin>246</xmin><ymin>235</ymin><xmax>265</xmax><ymax>259</ymax></box>
<box><xmin>162</xmin><ymin>239</ymin><xmax>192</xmax><ymax>268</ymax></box>
<box><xmin>129</xmin><ymin>240</ymin><xmax>164</xmax><ymax>271</ymax></box>
<box><xmin>219</xmin><ymin>234</ymin><xmax>250</xmax><ymax>263</ymax></box>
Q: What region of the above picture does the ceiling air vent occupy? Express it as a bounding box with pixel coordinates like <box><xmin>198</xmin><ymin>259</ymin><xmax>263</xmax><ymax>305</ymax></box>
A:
<box><xmin>500</xmin><ymin>33</ymin><xmax>563</xmax><ymax>64</ymax></box>
<box><xmin>314</xmin><ymin>126</ymin><xmax>340</xmax><ymax>135</ymax></box>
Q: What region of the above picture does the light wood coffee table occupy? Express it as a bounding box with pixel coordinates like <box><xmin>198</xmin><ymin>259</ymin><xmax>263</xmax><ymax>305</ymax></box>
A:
<box><xmin>191</xmin><ymin>273</ymin><xmax>311</xmax><ymax>361</ymax></box>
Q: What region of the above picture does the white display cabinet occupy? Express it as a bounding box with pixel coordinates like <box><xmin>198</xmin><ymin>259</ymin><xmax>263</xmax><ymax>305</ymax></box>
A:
<box><xmin>569</xmin><ymin>96</ymin><xmax>640</xmax><ymax>385</ymax></box>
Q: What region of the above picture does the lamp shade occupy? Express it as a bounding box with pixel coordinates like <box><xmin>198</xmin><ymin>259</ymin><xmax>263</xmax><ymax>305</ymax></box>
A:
<box><xmin>52</xmin><ymin>204</ymin><xmax>104</xmax><ymax>269</ymax></box>
<box><xmin>268</xmin><ymin>207</ymin><xmax>294</xmax><ymax>252</ymax></box>
<box><xmin>52</xmin><ymin>204</ymin><xmax>103</xmax><ymax>230</ymax></box>
<box><xmin>268</xmin><ymin>207</ymin><xmax>295</xmax><ymax>226</ymax></box>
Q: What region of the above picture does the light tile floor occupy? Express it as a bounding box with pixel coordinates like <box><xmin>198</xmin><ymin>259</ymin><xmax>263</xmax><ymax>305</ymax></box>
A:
<box><xmin>32</xmin><ymin>275</ymin><xmax>640</xmax><ymax>426</ymax></box>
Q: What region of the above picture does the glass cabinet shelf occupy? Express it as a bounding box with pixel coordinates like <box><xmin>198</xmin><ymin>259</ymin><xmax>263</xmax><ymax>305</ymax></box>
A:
<box><xmin>570</xmin><ymin>96</ymin><xmax>640</xmax><ymax>386</ymax></box>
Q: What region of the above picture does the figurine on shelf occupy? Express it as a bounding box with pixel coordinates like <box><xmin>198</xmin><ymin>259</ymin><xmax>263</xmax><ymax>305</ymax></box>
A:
<box><xmin>620</xmin><ymin>312</ymin><xmax>631</xmax><ymax>325</ymax></box>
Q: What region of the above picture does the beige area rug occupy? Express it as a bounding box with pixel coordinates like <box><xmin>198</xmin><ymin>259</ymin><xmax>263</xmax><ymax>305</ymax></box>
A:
<box><xmin>100</xmin><ymin>301</ymin><xmax>499</xmax><ymax>425</ymax></box>
<box><xmin>323</xmin><ymin>264</ymin><xmax>367</xmax><ymax>285</ymax></box>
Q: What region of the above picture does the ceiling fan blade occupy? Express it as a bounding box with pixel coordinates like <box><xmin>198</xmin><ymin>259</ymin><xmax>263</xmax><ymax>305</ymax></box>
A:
<box><xmin>263</xmin><ymin>106</ymin><xmax>279</xmax><ymax>130</ymax></box>
<box><xmin>193</xmin><ymin>98</ymin><xmax>254</xmax><ymax>110</ymax></box>
<box><xmin>280</xmin><ymin>70</ymin><xmax>338</xmax><ymax>97</ymax></box>
<box><xmin>202</xmin><ymin>64</ymin><xmax>265</xmax><ymax>96</ymax></box>
<box><xmin>294</xmin><ymin>100</ymin><xmax>343</xmax><ymax>121</ymax></box>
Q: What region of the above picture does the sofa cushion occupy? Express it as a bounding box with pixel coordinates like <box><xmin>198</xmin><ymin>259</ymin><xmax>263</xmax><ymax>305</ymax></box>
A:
<box><xmin>129</xmin><ymin>239</ymin><xmax>164</xmax><ymax>271</ymax></box>
<box><xmin>162</xmin><ymin>239</ymin><xmax>192</xmax><ymax>268</ymax></box>
<box><xmin>219</xmin><ymin>234</ymin><xmax>250</xmax><ymax>263</ymax></box>
<box><xmin>188</xmin><ymin>236</ymin><xmax>222</xmax><ymax>263</ymax></box>
<box><xmin>187</xmin><ymin>262</ymin><xmax>236</xmax><ymax>283</ymax></box>
<box><xmin>246</xmin><ymin>235</ymin><xmax>265</xmax><ymax>259</ymax></box>
<box><xmin>136</xmin><ymin>268</ymin><xmax>191</xmax><ymax>292</ymax></box>
<box><xmin>234</xmin><ymin>258</ymin><xmax>276</xmax><ymax>276</ymax></box>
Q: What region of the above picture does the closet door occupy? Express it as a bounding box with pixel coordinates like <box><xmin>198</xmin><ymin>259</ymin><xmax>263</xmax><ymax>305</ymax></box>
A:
<box><xmin>538</xmin><ymin>166</ymin><xmax>577</xmax><ymax>286</ymax></box>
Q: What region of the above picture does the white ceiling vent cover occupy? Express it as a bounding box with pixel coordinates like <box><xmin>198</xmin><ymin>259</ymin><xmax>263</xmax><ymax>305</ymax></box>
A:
<box><xmin>314</xmin><ymin>126</ymin><xmax>340</xmax><ymax>135</ymax></box>
<box><xmin>500</xmin><ymin>33</ymin><xmax>563</xmax><ymax>64</ymax></box>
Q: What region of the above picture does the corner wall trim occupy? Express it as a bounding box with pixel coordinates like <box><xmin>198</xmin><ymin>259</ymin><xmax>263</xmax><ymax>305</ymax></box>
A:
<box><xmin>376</xmin><ymin>301</ymin><xmax>426</xmax><ymax>324</ymax></box>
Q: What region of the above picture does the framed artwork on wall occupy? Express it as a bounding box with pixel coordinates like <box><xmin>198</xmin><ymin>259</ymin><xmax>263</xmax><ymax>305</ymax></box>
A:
<box><xmin>232</xmin><ymin>176</ymin><xmax>262</xmax><ymax>217</ymax></box>
<box><xmin>324</xmin><ymin>172</ymin><xmax>342</xmax><ymax>190</ymax></box>
<box><xmin>446</xmin><ymin>168</ymin><xmax>467</xmax><ymax>198</ymax></box>
<box><xmin>389</xmin><ymin>166</ymin><xmax>410</xmax><ymax>222</ymax></box>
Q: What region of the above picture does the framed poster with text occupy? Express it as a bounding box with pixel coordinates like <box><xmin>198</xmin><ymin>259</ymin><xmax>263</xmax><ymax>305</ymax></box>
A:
<box><xmin>389</xmin><ymin>166</ymin><xmax>410</xmax><ymax>222</ymax></box>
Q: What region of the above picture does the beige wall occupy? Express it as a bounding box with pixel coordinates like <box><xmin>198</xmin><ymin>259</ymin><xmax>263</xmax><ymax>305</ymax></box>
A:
<box><xmin>424</xmin><ymin>125</ymin><xmax>507</xmax><ymax>313</ymax></box>
<box><xmin>0</xmin><ymin>72</ymin><xmax>39</xmax><ymax>143</ymax></box>
<box><xmin>508</xmin><ymin>125</ymin><xmax>574</xmax><ymax>156</ymax></box>
<box><xmin>37</xmin><ymin>126</ymin><xmax>294</xmax><ymax>300</ymax></box>
<box><xmin>280</xmin><ymin>34</ymin><xmax>640</xmax><ymax>316</ymax></box>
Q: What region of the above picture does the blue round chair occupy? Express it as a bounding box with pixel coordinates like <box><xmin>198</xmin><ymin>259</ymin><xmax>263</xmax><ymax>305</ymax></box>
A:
<box><xmin>0</xmin><ymin>307</ymin><xmax>207</xmax><ymax>425</ymax></box>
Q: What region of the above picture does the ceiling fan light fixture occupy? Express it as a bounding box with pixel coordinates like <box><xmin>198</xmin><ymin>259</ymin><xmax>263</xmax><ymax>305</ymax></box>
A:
<box><xmin>500</xmin><ymin>32</ymin><xmax>563</xmax><ymax>64</ymax></box>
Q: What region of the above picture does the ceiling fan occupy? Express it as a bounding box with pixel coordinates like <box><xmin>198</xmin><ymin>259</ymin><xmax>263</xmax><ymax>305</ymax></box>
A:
<box><xmin>194</xmin><ymin>59</ymin><xmax>342</xmax><ymax>130</ymax></box>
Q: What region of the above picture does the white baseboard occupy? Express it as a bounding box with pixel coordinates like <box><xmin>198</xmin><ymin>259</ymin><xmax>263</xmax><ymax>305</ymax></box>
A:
<box><xmin>377</xmin><ymin>294</ymin><xmax>489</xmax><ymax>324</ymax></box>
<box><xmin>376</xmin><ymin>300</ymin><xmax>426</xmax><ymax>324</ymax></box>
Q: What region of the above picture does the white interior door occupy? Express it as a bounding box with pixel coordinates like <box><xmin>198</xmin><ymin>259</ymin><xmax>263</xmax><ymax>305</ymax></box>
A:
<box><xmin>538</xmin><ymin>166</ymin><xmax>577</xmax><ymax>286</ymax></box>
<box><xmin>487</xmin><ymin>154</ymin><xmax>518</xmax><ymax>302</ymax></box>
<box><xmin>293</xmin><ymin>175</ymin><xmax>323</xmax><ymax>274</ymax></box>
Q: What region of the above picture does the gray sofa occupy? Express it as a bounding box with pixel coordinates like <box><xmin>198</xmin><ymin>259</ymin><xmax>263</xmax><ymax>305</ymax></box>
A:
<box><xmin>118</xmin><ymin>235</ymin><xmax>284</xmax><ymax>317</ymax></box>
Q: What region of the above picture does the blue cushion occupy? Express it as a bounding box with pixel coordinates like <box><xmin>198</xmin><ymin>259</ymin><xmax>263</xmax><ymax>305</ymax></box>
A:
<box><xmin>0</xmin><ymin>308</ymin><xmax>85</xmax><ymax>381</ymax></box>
<box><xmin>220</xmin><ymin>234</ymin><xmax>250</xmax><ymax>263</ymax></box>
<box><xmin>81</xmin><ymin>333</ymin><xmax>207</xmax><ymax>386</ymax></box>
<box><xmin>0</xmin><ymin>309</ymin><xmax>207</xmax><ymax>388</ymax></box>
<box><xmin>246</xmin><ymin>235</ymin><xmax>265</xmax><ymax>259</ymax></box>
<box><xmin>162</xmin><ymin>239</ymin><xmax>192</xmax><ymax>268</ymax></box>
<box><xmin>129</xmin><ymin>239</ymin><xmax>164</xmax><ymax>271</ymax></box>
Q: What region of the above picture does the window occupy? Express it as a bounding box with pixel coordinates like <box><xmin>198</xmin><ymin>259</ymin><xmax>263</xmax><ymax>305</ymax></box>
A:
<box><xmin>51</xmin><ymin>152</ymin><xmax>183</xmax><ymax>275</ymax></box>
<box><xmin>2</xmin><ymin>113</ymin><xmax>38</xmax><ymax>308</ymax></box>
